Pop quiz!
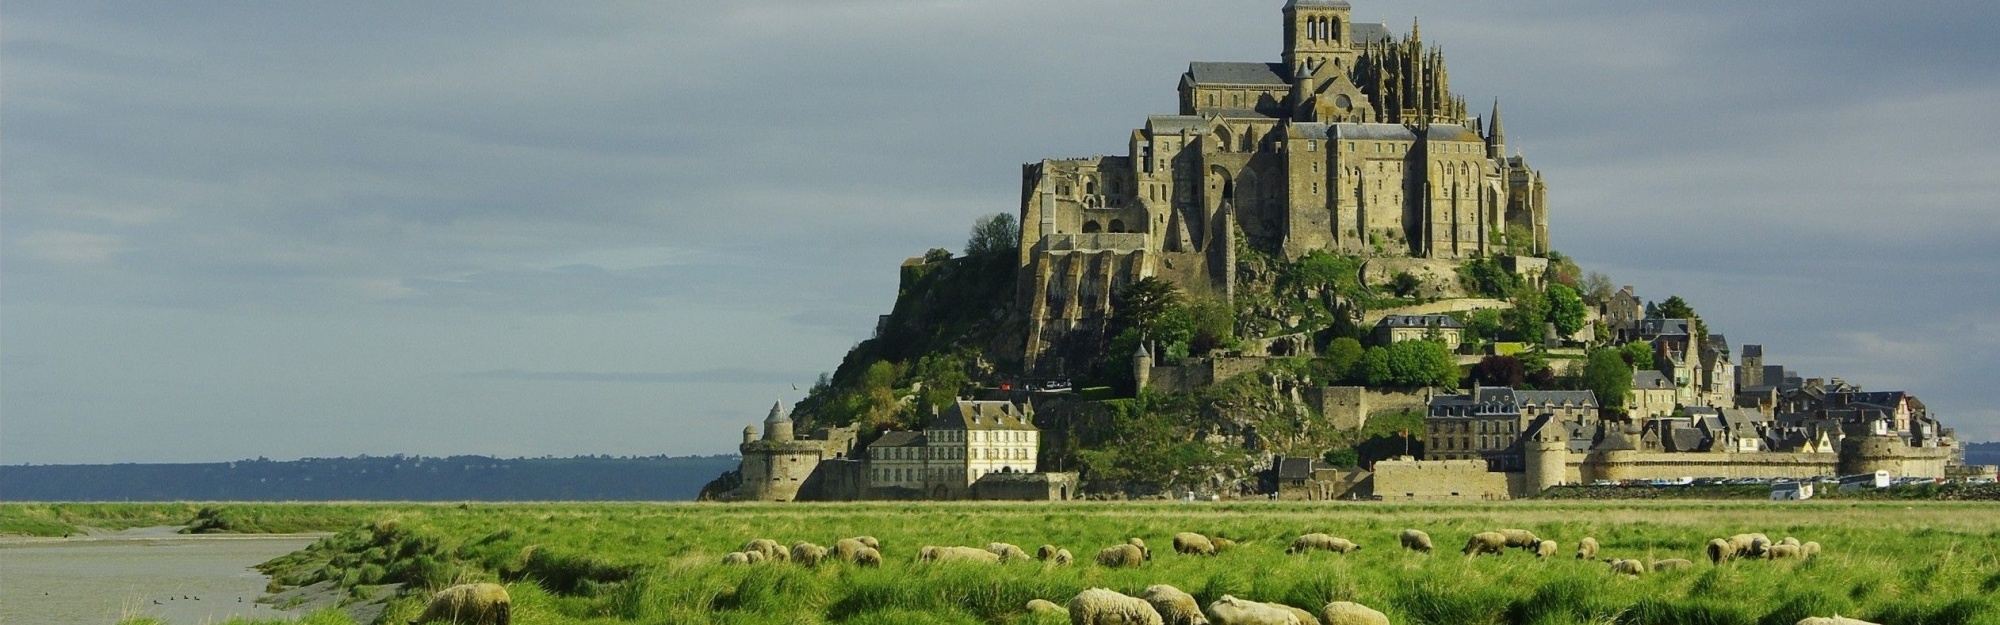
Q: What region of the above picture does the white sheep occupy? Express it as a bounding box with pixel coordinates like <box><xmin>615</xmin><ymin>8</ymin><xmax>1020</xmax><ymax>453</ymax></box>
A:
<box><xmin>988</xmin><ymin>542</ymin><xmax>1032</xmax><ymax>562</ymax></box>
<box><xmin>1097</xmin><ymin>543</ymin><xmax>1147</xmax><ymax>568</ymax></box>
<box><xmin>1399</xmin><ymin>529</ymin><xmax>1433</xmax><ymax>553</ymax></box>
<box><xmin>1143</xmin><ymin>584</ymin><xmax>1208</xmax><ymax>625</ymax></box>
<box><xmin>1651</xmin><ymin>558</ymin><xmax>1693</xmax><ymax>571</ymax></box>
<box><xmin>1070</xmin><ymin>588</ymin><xmax>1165</xmax><ymax>625</ymax></box>
<box><xmin>1498</xmin><ymin>529</ymin><xmax>1540</xmax><ymax>550</ymax></box>
<box><xmin>1287</xmin><ymin>533</ymin><xmax>1359</xmax><ymax>554</ymax></box>
<box><xmin>1575</xmin><ymin>537</ymin><xmax>1599</xmax><ymax>560</ymax></box>
<box><xmin>1027</xmin><ymin>598</ymin><xmax>1066</xmax><ymax>616</ymax></box>
<box><xmin>853</xmin><ymin>546</ymin><xmax>882</xmax><ymax>567</ymax></box>
<box><xmin>1173</xmin><ymin>532</ymin><xmax>1218</xmax><ymax>556</ymax></box>
<box><xmin>1535</xmin><ymin>539</ymin><xmax>1559</xmax><ymax>559</ymax></box>
<box><xmin>1320</xmin><ymin>601</ymin><xmax>1390</xmax><ymax>625</ymax></box>
<box><xmin>1463</xmin><ymin>532</ymin><xmax>1508</xmax><ymax>556</ymax></box>
<box><xmin>1608</xmin><ymin>558</ymin><xmax>1645</xmax><ymax>577</ymax></box>
<box><xmin>1204</xmin><ymin>595</ymin><xmax>1300</xmax><ymax>625</ymax></box>
<box><xmin>1795</xmin><ymin>615</ymin><xmax>1880</xmax><ymax>625</ymax></box>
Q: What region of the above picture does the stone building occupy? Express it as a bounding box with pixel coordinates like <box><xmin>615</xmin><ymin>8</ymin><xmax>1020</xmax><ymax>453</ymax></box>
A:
<box><xmin>1371</xmin><ymin>314</ymin><xmax>1464</xmax><ymax>346</ymax></box>
<box><xmin>1018</xmin><ymin>0</ymin><xmax>1551</xmax><ymax>374</ymax></box>
<box><xmin>725</xmin><ymin>402</ymin><xmax>857</xmax><ymax>502</ymax></box>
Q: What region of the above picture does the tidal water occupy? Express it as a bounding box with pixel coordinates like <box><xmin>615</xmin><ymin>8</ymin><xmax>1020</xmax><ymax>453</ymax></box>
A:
<box><xmin>0</xmin><ymin>528</ymin><xmax>319</xmax><ymax>625</ymax></box>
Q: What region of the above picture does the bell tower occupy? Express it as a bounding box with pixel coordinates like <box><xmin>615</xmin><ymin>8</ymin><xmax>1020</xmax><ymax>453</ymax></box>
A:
<box><xmin>1282</xmin><ymin>0</ymin><xmax>1355</xmax><ymax>79</ymax></box>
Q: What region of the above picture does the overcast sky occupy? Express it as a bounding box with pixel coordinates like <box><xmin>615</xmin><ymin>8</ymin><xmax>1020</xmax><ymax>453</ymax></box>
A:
<box><xmin>5</xmin><ymin>1</ymin><xmax>1998</xmax><ymax>464</ymax></box>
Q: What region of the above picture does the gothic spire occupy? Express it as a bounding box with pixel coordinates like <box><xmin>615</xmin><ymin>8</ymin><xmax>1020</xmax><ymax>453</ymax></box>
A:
<box><xmin>1488</xmin><ymin>98</ymin><xmax>1506</xmax><ymax>158</ymax></box>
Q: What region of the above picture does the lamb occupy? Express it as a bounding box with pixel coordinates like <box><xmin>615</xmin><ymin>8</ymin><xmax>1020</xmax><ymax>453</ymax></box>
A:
<box><xmin>1651</xmin><ymin>558</ymin><xmax>1694</xmax><ymax>571</ymax></box>
<box><xmin>923</xmin><ymin>545</ymin><xmax>1001</xmax><ymax>564</ymax></box>
<box><xmin>1765</xmin><ymin>544</ymin><xmax>1805</xmax><ymax>560</ymax></box>
<box><xmin>1463</xmin><ymin>532</ymin><xmax>1508</xmax><ymax>556</ymax></box>
<box><xmin>1498</xmin><ymin>529</ymin><xmax>1540</xmax><ymax>550</ymax></box>
<box><xmin>411</xmin><ymin>582</ymin><xmax>510</xmax><ymax>625</ymax></box>
<box><xmin>1128</xmin><ymin>537</ymin><xmax>1153</xmax><ymax>560</ymax></box>
<box><xmin>1795</xmin><ymin>615</ymin><xmax>1881</xmax><ymax>625</ymax></box>
<box><xmin>1802</xmin><ymin>541</ymin><xmax>1822</xmax><ymax>556</ymax></box>
<box><xmin>1038</xmin><ymin>544</ymin><xmax>1062</xmax><ymax>560</ymax></box>
<box><xmin>1204</xmin><ymin>595</ymin><xmax>1301</xmax><ymax>625</ymax></box>
<box><xmin>853</xmin><ymin>546</ymin><xmax>882</xmax><ymax>567</ymax></box>
<box><xmin>1399</xmin><ymin>529</ymin><xmax>1433</xmax><ymax>553</ymax></box>
<box><xmin>988</xmin><ymin>542</ymin><xmax>1032</xmax><ymax>562</ymax></box>
<box><xmin>1608</xmin><ymin>559</ymin><xmax>1645</xmax><ymax>577</ymax></box>
<box><xmin>721</xmin><ymin>552</ymin><xmax>752</xmax><ymax>566</ymax></box>
<box><xmin>1535</xmin><ymin>540</ymin><xmax>1559</xmax><ymax>559</ymax></box>
<box><xmin>1174</xmin><ymin>532</ymin><xmax>1218</xmax><ymax>556</ymax></box>
<box><xmin>1053</xmin><ymin>548</ymin><xmax>1075</xmax><ymax>566</ymax></box>
<box><xmin>1575</xmin><ymin>537</ymin><xmax>1599</xmax><ymax>560</ymax></box>
<box><xmin>1027</xmin><ymin>598</ymin><xmax>1066</xmax><ymax>616</ymax></box>
<box><xmin>1707</xmin><ymin>538</ymin><xmax>1737</xmax><ymax>564</ymax></box>
<box><xmin>1142</xmin><ymin>584</ymin><xmax>1208</xmax><ymax>625</ymax></box>
<box><xmin>1780</xmin><ymin>537</ymin><xmax>1802</xmax><ymax>547</ymax></box>
<box><xmin>791</xmin><ymin>542</ymin><xmax>829</xmax><ymax>567</ymax></box>
<box><xmin>1287</xmin><ymin>533</ymin><xmax>1359</xmax><ymax>554</ymax></box>
<box><xmin>742</xmin><ymin>538</ymin><xmax>787</xmax><ymax>562</ymax></box>
<box><xmin>1211</xmin><ymin>537</ymin><xmax>1238</xmax><ymax>551</ymax></box>
<box><xmin>1097</xmin><ymin>543</ymin><xmax>1148</xmax><ymax>568</ymax></box>
<box><xmin>1320</xmin><ymin>601</ymin><xmax>1390</xmax><ymax>625</ymax></box>
<box><xmin>831</xmin><ymin>538</ymin><xmax>869</xmax><ymax>561</ymax></box>
<box><xmin>1069</xmin><ymin>587</ymin><xmax>1165</xmax><ymax>625</ymax></box>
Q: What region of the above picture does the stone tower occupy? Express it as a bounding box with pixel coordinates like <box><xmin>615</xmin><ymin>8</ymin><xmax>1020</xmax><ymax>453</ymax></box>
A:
<box><xmin>1132</xmin><ymin>342</ymin><xmax>1153</xmax><ymax>394</ymax></box>
<box><xmin>1283</xmin><ymin>0</ymin><xmax>1356</xmax><ymax>76</ymax></box>
<box><xmin>1522</xmin><ymin>416</ymin><xmax>1568</xmax><ymax>494</ymax></box>
<box><xmin>762</xmin><ymin>400</ymin><xmax>793</xmax><ymax>442</ymax></box>
<box><xmin>742</xmin><ymin>425</ymin><xmax>757</xmax><ymax>445</ymax></box>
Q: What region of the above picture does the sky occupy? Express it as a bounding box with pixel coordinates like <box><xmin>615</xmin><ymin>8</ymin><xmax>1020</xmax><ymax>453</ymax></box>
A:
<box><xmin>4</xmin><ymin>1</ymin><xmax>1998</xmax><ymax>464</ymax></box>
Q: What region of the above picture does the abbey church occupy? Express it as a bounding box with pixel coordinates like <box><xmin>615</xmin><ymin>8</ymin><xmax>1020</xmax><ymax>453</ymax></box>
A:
<box><xmin>1019</xmin><ymin>0</ymin><xmax>1548</xmax><ymax>373</ymax></box>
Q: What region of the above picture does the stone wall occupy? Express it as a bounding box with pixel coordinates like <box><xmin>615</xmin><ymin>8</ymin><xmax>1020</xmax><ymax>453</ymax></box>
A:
<box><xmin>1276</xmin><ymin>467</ymin><xmax>1372</xmax><ymax>501</ymax></box>
<box><xmin>1304</xmin><ymin>386</ymin><xmax>1369</xmax><ymax>431</ymax></box>
<box><xmin>973</xmin><ymin>472</ymin><xmax>1080</xmax><ymax>501</ymax></box>
<box><xmin>1566</xmin><ymin>451</ymin><xmax>1838</xmax><ymax>485</ymax></box>
<box><xmin>799</xmin><ymin>458</ymin><xmax>865</xmax><ymax>501</ymax></box>
<box><xmin>1372</xmin><ymin>458</ymin><xmax>1511</xmax><ymax>500</ymax></box>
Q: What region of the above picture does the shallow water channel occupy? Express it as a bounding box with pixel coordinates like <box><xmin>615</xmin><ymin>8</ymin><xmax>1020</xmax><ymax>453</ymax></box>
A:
<box><xmin>0</xmin><ymin>528</ymin><xmax>319</xmax><ymax>625</ymax></box>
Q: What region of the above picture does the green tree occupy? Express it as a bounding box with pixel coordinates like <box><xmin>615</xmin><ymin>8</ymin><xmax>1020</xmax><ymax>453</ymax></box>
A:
<box><xmin>1583</xmin><ymin>348</ymin><xmax>1633</xmax><ymax>412</ymax></box>
<box><xmin>1458</xmin><ymin>258</ymin><xmax>1521</xmax><ymax>298</ymax></box>
<box><xmin>1546</xmin><ymin>283</ymin><xmax>1587</xmax><ymax>338</ymax></box>
<box><xmin>922</xmin><ymin>248</ymin><xmax>952</xmax><ymax>263</ymax></box>
<box><xmin>1656</xmin><ymin>295</ymin><xmax>1710</xmax><ymax>340</ymax></box>
<box><xmin>909</xmin><ymin>352</ymin><xmax>968</xmax><ymax>414</ymax></box>
<box><xmin>1462</xmin><ymin>308</ymin><xmax>1505</xmax><ymax>343</ymax></box>
<box><xmin>1389</xmin><ymin>271</ymin><xmax>1422</xmax><ymax>298</ymax></box>
<box><xmin>1505</xmin><ymin>287</ymin><xmax>1549</xmax><ymax>344</ymax></box>
<box><xmin>1582</xmin><ymin>271</ymin><xmax>1616</xmax><ymax>306</ymax></box>
<box><xmin>1110</xmin><ymin>277</ymin><xmax>1182</xmax><ymax>339</ymax></box>
<box><xmin>1620</xmin><ymin>341</ymin><xmax>1656</xmax><ymax>371</ymax></box>
<box><xmin>1184</xmin><ymin>297</ymin><xmax>1236</xmax><ymax>355</ymax></box>
<box><xmin>1320</xmin><ymin>337</ymin><xmax>1365</xmax><ymax>384</ymax></box>
<box><xmin>964</xmin><ymin>213</ymin><xmax>1019</xmax><ymax>257</ymax></box>
<box><xmin>1472</xmin><ymin>355</ymin><xmax>1525</xmax><ymax>388</ymax></box>
<box><xmin>1362</xmin><ymin>341</ymin><xmax>1460</xmax><ymax>388</ymax></box>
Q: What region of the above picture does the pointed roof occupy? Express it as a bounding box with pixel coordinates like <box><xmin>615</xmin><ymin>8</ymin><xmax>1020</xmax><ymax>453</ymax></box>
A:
<box><xmin>1488</xmin><ymin>98</ymin><xmax>1505</xmax><ymax>144</ymax></box>
<box><xmin>764</xmin><ymin>401</ymin><xmax>789</xmax><ymax>426</ymax></box>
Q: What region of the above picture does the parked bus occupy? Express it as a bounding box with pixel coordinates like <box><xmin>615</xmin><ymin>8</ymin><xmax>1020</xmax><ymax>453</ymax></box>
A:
<box><xmin>1837</xmin><ymin>470</ymin><xmax>1891</xmax><ymax>493</ymax></box>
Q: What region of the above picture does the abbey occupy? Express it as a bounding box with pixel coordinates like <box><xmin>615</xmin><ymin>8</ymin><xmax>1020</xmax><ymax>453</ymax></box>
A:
<box><xmin>1018</xmin><ymin>0</ymin><xmax>1546</xmax><ymax>373</ymax></box>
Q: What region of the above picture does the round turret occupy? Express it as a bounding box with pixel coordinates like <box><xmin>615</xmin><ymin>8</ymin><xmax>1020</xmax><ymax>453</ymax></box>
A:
<box><xmin>742</xmin><ymin>425</ymin><xmax>757</xmax><ymax>446</ymax></box>
<box><xmin>762</xmin><ymin>401</ymin><xmax>794</xmax><ymax>442</ymax></box>
<box><xmin>1132</xmin><ymin>342</ymin><xmax>1154</xmax><ymax>394</ymax></box>
<box><xmin>1523</xmin><ymin>420</ymin><xmax>1568</xmax><ymax>494</ymax></box>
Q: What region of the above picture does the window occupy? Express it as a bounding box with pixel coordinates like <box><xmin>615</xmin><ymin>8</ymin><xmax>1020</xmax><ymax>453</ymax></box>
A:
<box><xmin>1308</xmin><ymin>140</ymin><xmax>1317</xmax><ymax>152</ymax></box>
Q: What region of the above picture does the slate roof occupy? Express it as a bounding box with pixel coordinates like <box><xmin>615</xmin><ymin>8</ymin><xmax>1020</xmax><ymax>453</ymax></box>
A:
<box><xmin>1332</xmin><ymin>123</ymin><xmax>1419</xmax><ymax>141</ymax></box>
<box><xmin>1742</xmin><ymin>344</ymin><xmax>1763</xmax><ymax>358</ymax></box>
<box><xmin>1377</xmin><ymin>314</ymin><xmax>1465</xmax><ymax>329</ymax></box>
<box><xmin>1187</xmin><ymin>62</ymin><xmax>1289</xmax><ymax>86</ymax></box>
<box><xmin>1429</xmin><ymin>387</ymin><xmax>1519</xmax><ymax>418</ymax></box>
<box><xmin>1277</xmin><ymin>457</ymin><xmax>1316</xmax><ymax>480</ymax></box>
<box><xmin>1290</xmin><ymin>122</ymin><xmax>1331</xmax><ymax>139</ymax></box>
<box><xmin>1208</xmin><ymin>108</ymin><xmax>1281</xmax><ymax>120</ymax></box>
<box><xmin>1517</xmin><ymin>390</ymin><xmax>1598</xmax><ymax>409</ymax></box>
<box><xmin>869</xmin><ymin>431</ymin><xmax>926</xmax><ymax>448</ymax></box>
<box><xmin>930</xmin><ymin>400</ymin><xmax>1037</xmax><ymax>431</ymax></box>
<box><xmin>1667</xmin><ymin>427</ymin><xmax>1708</xmax><ymax>452</ymax></box>
<box><xmin>1633</xmin><ymin>370</ymin><xmax>1673</xmax><ymax>390</ymax></box>
<box><xmin>1423</xmin><ymin>124</ymin><xmax>1483</xmax><ymax>143</ymax></box>
<box><xmin>1147</xmin><ymin>115</ymin><xmax>1207</xmax><ymax>134</ymax></box>
<box><xmin>1350</xmin><ymin>23</ymin><xmax>1393</xmax><ymax>45</ymax></box>
<box><xmin>1285</xmin><ymin>0</ymin><xmax>1351</xmax><ymax>8</ymax></box>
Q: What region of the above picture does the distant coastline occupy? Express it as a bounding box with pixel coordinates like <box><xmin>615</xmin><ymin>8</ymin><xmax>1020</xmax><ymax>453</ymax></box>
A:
<box><xmin>0</xmin><ymin>454</ymin><xmax>738</xmax><ymax>502</ymax></box>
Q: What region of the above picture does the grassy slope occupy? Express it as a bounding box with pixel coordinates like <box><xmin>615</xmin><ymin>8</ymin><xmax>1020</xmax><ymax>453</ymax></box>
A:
<box><xmin>89</xmin><ymin>501</ymin><xmax>2000</xmax><ymax>625</ymax></box>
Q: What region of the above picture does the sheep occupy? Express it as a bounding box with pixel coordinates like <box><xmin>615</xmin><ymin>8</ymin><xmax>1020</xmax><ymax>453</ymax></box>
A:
<box><xmin>1749</xmin><ymin>534</ymin><xmax>1773</xmax><ymax>558</ymax></box>
<box><xmin>1608</xmin><ymin>559</ymin><xmax>1645</xmax><ymax>577</ymax></box>
<box><xmin>1463</xmin><ymin>532</ymin><xmax>1508</xmax><ymax>556</ymax></box>
<box><xmin>1027</xmin><ymin>598</ymin><xmax>1066</xmax><ymax>616</ymax></box>
<box><xmin>1211</xmin><ymin>537</ymin><xmax>1238</xmax><ymax>552</ymax></box>
<box><xmin>1097</xmin><ymin>543</ymin><xmax>1148</xmax><ymax>568</ymax></box>
<box><xmin>1724</xmin><ymin>534</ymin><xmax>1758</xmax><ymax>554</ymax></box>
<box><xmin>1765</xmin><ymin>544</ymin><xmax>1806</xmax><ymax>560</ymax></box>
<box><xmin>1276</xmin><ymin>604</ymin><xmax>1320</xmax><ymax>625</ymax></box>
<box><xmin>1802</xmin><ymin>541</ymin><xmax>1822</xmax><ymax>556</ymax></box>
<box><xmin>1707</xmin><ymin>538</ymin><xmax>1737</xmax><ymax>564</ymax></box>
<box><xmin>1400</xmin><ymin>529</ymin><xmax>1433</xmax><ymax>553</ymax></box>
<box><xmin>853</xmin><ymin>546</ymin><xmax>882</xmax><ymax>567</ymax></box>
<box><xmin>1128</xmin><ymin>537</ymin><xmax>1153</xmax><ymax>560</ymax></box>
<box><xmin>721</xmin><ymin>552</ymin><xmax>752</xmax><ymax>566</ymax></box>
<box><xmin>1204</xmin><ymin>595</ymin><xmax>1301</xmax><ymax>625</ymax></box>
<box><xmin>1535</xmin><ymin>540</ymin><xmax>1559</xmax><ymax>559</ymax></box>
<box><xmin>1780</xmin><ymin>537</ymin><xmax>1802</xmax><ymax>547</ymax></box>
<box><xmin>791</xmin><ymin>542</ymin><xmax>829</xmax><ymax>567</ymax></box>
<box><xmin>1174</xmin><ymin>532</ymin><xmax>1218</xmax><ymax>556</ymax></box>
<box><xmin>1053</xmin><ymin>548</ymin><xmax>1075</xmax><ymax>566</ymax></box>
<box><xmin>743</xmin><ymin>550</ymin><xmax>767</xmax><ymax>564</ymax></box>
<box><xmin>988</xmin><ymin>542</ymin><xmax>1032</xmax><ymax>562</ymax></box>
<box><xmin>1287</xmin><ymin>533</ymin><xmax>1359</xmax><ymax>555</ymax></box>
<box><xmin>411</xmin><ymin>582</ymin><xmax>510</xmax><ymax>625</ymax></box>
<box><xmin>1498</xmin><ymin>529</ymin><xmax>1540</xmax><ymax>550</ymax></box>
<box><xmin>1651</xmin><ymin>558</ymin><xmax>1694</xmax><ymax>571</ymax></box>
<box><xmin>832</xmin><ymin>538</ymin><xmax>869</xmax><ymax>561</ymax></box>
<box><xmin>1576</xmin><ymin>537</ymin><xmax>1599</xmax><ymax>560</ymax></box>
<box><xmin>1795</xmin><ymin>615</ymin><xmax>1881</xmax><ymax>625</ymax></box>
<box><xmin>851</xmin><ymin>535</ymin><xmax>882</xmax><ymax>551</ymax></box>
<box><xmin>1320</xmin><ymin>601</ymin><xmax>1390</xmax><ymax>625</ymax></box>
<box><xmin>1069</xmin><ymin>587</ymin><xmax>1165</xmax><ymax>625</ymax></box>
<box><xmin>1038</xmin><ymin>544</ymin><xmax>1061</xmax><ymax>560</ymax></box>
<box><xmin>1143</xmin><ymin>584</ymin><xmax>1208</xmax><ymax>625</ymax></box>
<box><xmin>742</xmin><ymin>538</ymin><xmax>787</xmax><ymax>562</ymax></box>
<box><xmin>922</xmin><ymin>545</ymin><xmax>1001</xmax><ymax>564</ymax></box>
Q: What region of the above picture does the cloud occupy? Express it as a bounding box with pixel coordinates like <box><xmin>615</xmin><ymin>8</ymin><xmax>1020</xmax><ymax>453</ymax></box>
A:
<box><xmin>9</xmin><ymin>230</ymin><xmax>123</xmax><ymax>266</ymax></box>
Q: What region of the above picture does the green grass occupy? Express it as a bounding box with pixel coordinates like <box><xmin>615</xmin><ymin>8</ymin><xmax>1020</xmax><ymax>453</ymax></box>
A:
<box><xmin>0</xmin><ymin>502</ymin><xmax>383</xmax><ymax>537</ymax></box>
<box><xmin>55</xmin><ymin>500</ymin><xmax>1997</xmax><ymax>625</ymax></box>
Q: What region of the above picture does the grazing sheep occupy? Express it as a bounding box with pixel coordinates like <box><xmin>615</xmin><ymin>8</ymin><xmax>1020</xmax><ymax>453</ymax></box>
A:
<box><xmin>743</xmin><ymin>550</ymin><xmax>767</xmax><ymax>564</ymax></box>
<box><xmin>1276</xmin><ymin>604</ymin><xmax>1319</xmax><ymax>625</ymax></box>
<box><xmin>1796</xmin><ymin>615</ymin><xmax>1880</xmax><ymax>625</ymax></box>
<box><xmin>923</xmin><ymin>545</ymin><xmax>1001</xmax><ymax>564</ymax></box>
<box><xmin>1174</xmin><ymin>532</ymin><xmax>1218</xmax><ymax>556</ymax></box>
<box><xmin>1608</xmin><ymin>559</ymin><xmax>1645</xmax><ymax>577</ymax></box>
<box><xmin>742</xmin><ymin>538</ymin><xmax>787</xmax><ymax>562</ymax></box>
<box><xmin>1780</xmin><ymin>537</ymin><xmax>1802</xmax><ymax>547</ymax></box>
<box><xmin>791</xmin><ymin>542</ymin><xmax>829</xmax><ymax>567</ymax></box>
<box><xmin>721</xmin><ymin>552</ymin><xmax>752</xmax><ymax>566</ymax></box>
<box><xmin>1651</xmin><ymin>558</ymin><xmax>1694</xmax><ymax>571</ymax></box>
<box><xmin>831</xmin><ymin>538</ymin><xmax>869</xmax><ymax>561</ymax></box>
<box><xmin>1535</xmin><ymin>540</ymin><xmax>1559</xmax><ymax>559</ymax></box>
<box><xmin>1287</xmin><ymin>533</ymin><xmax>1359</xmax><ymax>554</ymax></box>
<box><xmin>1708</xmin><ymin>538</ymin><xmax>1737</xmax><ymax>564</ymax></box>
<box><xmin>1399</xmin><ymin>529</ymin><xmax>1433</xmax><ymax>553</ymax></box>
<box><xmin>1204</xmin><ymin>595</ymin><xmax>1301</xmax><ymax>625</ymax></box>
<box><xmin>1498</xmin><ymin>529</ymin><xmax>1540</xmax><ymax>550</ymax></box>
<box><xmin>1142</xmin><ymin>584</ymin><xmax>1208</xmax><ymax>625</ymax></box>
<box><xmin>411</xmin><ymin>582</ymin><xmax>510</xmax><ymax>625</ymax></box>
<box><xmin>1575</xmin><ymin>537</ymin><xmax>1599</xmax><ymax>560</ymax></box>
<box><xmin>1038</xmin><ymin>544</ymin><xmax>1061</xmax><ymax>560</ymax></box>
<box><xmin>1027</xmin><ymin>598</ymin><xmax>1066</xmax><ymax>616</ymax></box>
<box><xmin>852</xmin><ymin>535</ymin><xmax>881</xmax><ymax>550</ymax></box>
<box><xmin>1320</xmin><ymin>601</ymin><xmax>1390</xmax><ymax>625</ymax></box>
<box><xmin>988</xmin><ymin>542</ymin><xmax>1032</xmax><ymax>562</ymax></box>
<box><xmin>1749</xmin><ymin>534</ymin><xmax>1773</xmax><ymax>558</ymax></box>
<box><xmin>853</xmin><ymin>546</ymin><xmax>882</xmax><ymax>567</ymax></box>
<box><xmin>1069</xmin><ymin>587</ymin><xmax>1165</xmax><ymax>625</ymax></box>
<box><xmin>1725</xmin><ymin>534</ymin><xmax>1758</xmax><ymax>555</ymax></box>
<box><xmin>1128</xmin><ymin>537</ymin><xmax>1153</xmax><ymax>560</ymax></box>
<box><xmin>1765</xmin><ymin>544</ymin><xmax>1806</xmax><ymax>560</ymax></box>
<box><xmin>1211</xmin><ymin>537</ymin><xmax>1237</xmax><ymax>551</ymax></box>
<box><xmin>1097</xmin><ymin>543</ymin><xmax>1148</xmax><ymax>568</ymax></box>
<box><xmin>1053</xmin><ymin>549</ymin><xmax>1075</xmax><ymax>566</ymax></box>
<box><xmin>1463</xmin><ymin>532</ymin><xmax>1508</xmax><ymax>556</ymax></box>
<box><xmin>1802</xmin><ymin>541</ymin><xmax>1822</xmax><ymax>556</ymax></box>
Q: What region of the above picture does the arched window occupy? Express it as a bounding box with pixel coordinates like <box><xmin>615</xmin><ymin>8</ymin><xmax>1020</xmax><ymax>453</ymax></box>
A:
<box><xmin>1213</xmin><ymin>127</ymin><xmax>1232</xmax><ymax>152</ymax></box>
<box><xmin>1085</xmin><ymin>180</ymin><xmax>1096</xmax><ymax>195</ymax></box>
<box><xmin>1108</xmin><ymin>219</ymin><xmax>1126</xmax><ymax>233</ymax></box>
<box><xmin>1082</xmin><ymin>220</ymin><xmax>1102</xmax><ymax>233</ymax></box>
<box><xmin>1330</xmin><ymin>17</ymin><xmax>1341</xmax><ymax>41</ymax></box>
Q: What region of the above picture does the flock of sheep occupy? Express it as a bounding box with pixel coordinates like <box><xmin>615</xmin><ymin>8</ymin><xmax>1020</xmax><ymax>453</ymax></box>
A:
<box><xmin>400</xmin><ymin>526</ymin><xmax>1850</xmax><ymax>625</ymax></box>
